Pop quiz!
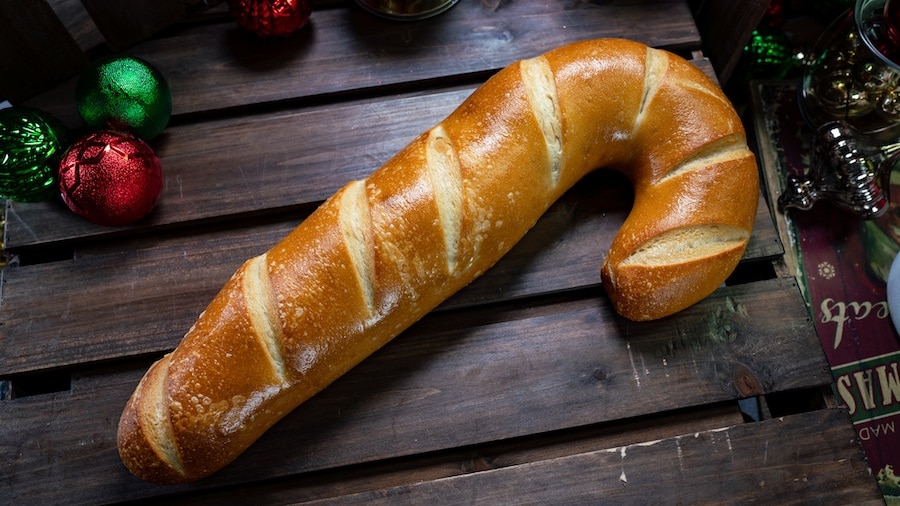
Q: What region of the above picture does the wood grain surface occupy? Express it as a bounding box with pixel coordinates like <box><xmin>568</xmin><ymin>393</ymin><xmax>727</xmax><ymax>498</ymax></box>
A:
<box><xmin>0</xmin><ymin>1</ymin><xmax>880</xmax><ymax>504</ymax></box>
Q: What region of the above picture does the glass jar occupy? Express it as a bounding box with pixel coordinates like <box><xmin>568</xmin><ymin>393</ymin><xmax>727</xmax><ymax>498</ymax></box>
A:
<box><xmin>800</xmin><ymin>0</ymin><xmax>900</xmax><ymax>142</ymax></box>
<box><xmin>355</xmin><ymin>0</ymin><xmax>459</xmax><ymax>20</ymax></box>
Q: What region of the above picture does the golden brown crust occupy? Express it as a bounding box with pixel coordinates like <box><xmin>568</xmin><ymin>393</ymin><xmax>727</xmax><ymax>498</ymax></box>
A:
<box><xmin>118</xmin><ymin>38</ymin><xmax>759</xmax><ymax>483</ymax></box>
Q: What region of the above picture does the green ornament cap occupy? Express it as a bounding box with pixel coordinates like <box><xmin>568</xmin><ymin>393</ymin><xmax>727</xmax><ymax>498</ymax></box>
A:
<box><xmin>0</xmin><ymin>107</ymin><xmax>70</xmax><ymax>202</ymax></box>
<box><xmin>76</xmin><ymin>55</ymin><xmax>172</xmax><ymax>140</ymax></box>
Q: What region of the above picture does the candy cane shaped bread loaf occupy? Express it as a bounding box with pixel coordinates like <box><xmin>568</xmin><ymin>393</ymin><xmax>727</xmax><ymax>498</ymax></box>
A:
<box><xmin>118</xmin><ymin>39</ymin><xmax>758</xmax><ymax>484</ymax></box>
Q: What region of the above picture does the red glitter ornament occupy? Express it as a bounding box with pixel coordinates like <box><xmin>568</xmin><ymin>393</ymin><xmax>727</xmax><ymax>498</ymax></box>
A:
<box><xmin>58</xmin><ymin>130</ymin><xmax>163</xmax><ymax>227</ymax></box>
<box><xmin>229</xmin><ymin>0</ymin><xmax>312</xmax><ymax>37</ymax></box>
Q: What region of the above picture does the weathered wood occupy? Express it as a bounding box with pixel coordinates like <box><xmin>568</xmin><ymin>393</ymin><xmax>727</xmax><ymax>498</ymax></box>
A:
<box><xmin>0</xmin><ymin>170</ymin><xmax>780</xmax><ymax>376</ymax></box>
<box><xmin>0</xmin><ymin>2</ymin><xmax>875</xmax><ymax>504</ymax></box>
<box><xmin>23</xmin><ymin>0</ymin><xmax>702</xmax><ymax>127</ymax></box>
<box><xmin>78</xmin><ymin>0</ymin><xmax>186</xmax><ymax>51</ymax></box>
<box><xmin>0</xmin><ymin>0</ymin><xmax>87</xmax><ymax>103</ymax></box>
<box><xmin>303</xmin><ymin>409</ymin><xmax>882</xmax><ymax>505</ymax></box>
<box><xmin>127</xmin><ymin>403</ymin><xmax>746</xmax><ymax>504</ymax></box>
<box><xmin>5</xmin><ymin>87</ymin><xmax>470</xmax><ymax>251</ymax></box>
<box><xmin>5</xmin><ymin>76</ymin><xmax>779</xmax><ymax>258</ymax></box>
<box><xmin>47</xmin><ymin>0</ymin><xmax>105</xmax><ymax>52</ymax></box>
<box><xmin>0</xmin><ymin>283</ymin><xmax>829</xmax><ymax>503</ymax></box>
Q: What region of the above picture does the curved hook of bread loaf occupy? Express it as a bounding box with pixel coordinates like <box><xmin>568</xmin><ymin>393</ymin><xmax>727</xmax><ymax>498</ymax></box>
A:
<box><xmin>118</xmin><ymin>39</ymin><xmax>758</xmax><ymax>484</ymax></box>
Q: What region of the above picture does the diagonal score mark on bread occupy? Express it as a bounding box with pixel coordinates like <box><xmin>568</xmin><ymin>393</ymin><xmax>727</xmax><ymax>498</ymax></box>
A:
<box><xmin>613</xmin><ymin>45</ymin><xmax>756</xmax><ymax>280</ymax></box>
<box><xmin>520</xmin><ymin>55</ymin><xmax>562</xmax><ymax>187</ymax></box>
<box><xmin>338</xmin><ymin>180</ymin><xmax>377</xmax><ymax>315</ymax></box>
<box><xmin>425</xmin><ymin>125</ymin><xmax>463</xmax><ymax>273</ymax></box>
<box><xmin>636</xmin><ymin>46</ymin><xmax>668</xmax><ymax>132</ymax></box>
<box><xmin>244</xmin><ymin>254</ymin><xmax>288</xmax><ymax>379</ymax></box>
<box><xmin>674</xmin><ymin>73</ymin><xmax>740</xmax><ymax>115</ymax></box>
<box><xmin>658</xmin><ymin>134</ymin><xmax>754</xmax><ymax>185</ymax></box>
<box><xmin>620</xmin><ymin>224</ymin><xmax>749</xmax><ymax>267</ymax></box>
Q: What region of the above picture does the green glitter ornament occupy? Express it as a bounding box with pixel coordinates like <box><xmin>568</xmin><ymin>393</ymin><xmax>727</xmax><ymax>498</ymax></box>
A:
<box><xmin>0</xmin><ymin>107</ymin><xmax>70</xmax><ymax>202</ymax></box>
<box><xmin>740</xmin><ymin>28</ymin><xmax>795</xmax><ymax>81</ymax></box>
<box><xmin>76</xmin><ymin>55</ymin><xmax>172</xmax><ymax>140</ymax></box>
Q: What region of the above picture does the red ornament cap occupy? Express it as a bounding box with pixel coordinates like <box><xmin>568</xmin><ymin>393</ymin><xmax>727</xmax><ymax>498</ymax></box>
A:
<box><xmin>58</xmin><ymin>130</ymin><xmax>163</xmax><ymax>227</ymax></box>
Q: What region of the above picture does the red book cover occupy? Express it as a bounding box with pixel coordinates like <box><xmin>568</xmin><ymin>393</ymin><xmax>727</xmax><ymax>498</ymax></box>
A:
<box><xmin>753</xmin><ymin>81</ymin><xmax>900</xmax><ymax>501</ymax></box>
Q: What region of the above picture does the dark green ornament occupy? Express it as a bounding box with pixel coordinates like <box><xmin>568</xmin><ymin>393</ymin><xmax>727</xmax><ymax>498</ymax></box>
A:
<box><xmin>76</xmin><ymin>55</ymin><xmax>172</xmax><ymax>140</ymax></box>
<box><xmin>0</xmin><ymin>107</ymin><xmax>69</xmax><ymax>202</ymax></box>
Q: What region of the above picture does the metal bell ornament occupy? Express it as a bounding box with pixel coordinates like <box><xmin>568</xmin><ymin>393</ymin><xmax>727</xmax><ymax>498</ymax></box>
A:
<box><xmin>779</xmin><ymin>120</ymin><xmax>900</xmax><ymax>218</ymax></box>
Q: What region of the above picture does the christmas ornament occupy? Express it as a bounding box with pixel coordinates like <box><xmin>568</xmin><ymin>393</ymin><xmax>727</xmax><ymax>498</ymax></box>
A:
<box><xmin>0</xmin><ymin>107</ymin><xmax>69</xmax><ymax>202</ymax></box>
<box><xmin>761</xmin><ymin>0</ymin><xmax>786</xmax><ymax>28</ymax></box>
<box><xmin>58</xmin><ymin>130</ymin><xmax>163</xmax><ymax>226</ymax></box>
<box><xmin>76</xmin><ymin>55</ymin><xmax>172</xmax><ymax>140</ymax></box>
<box><xmin>229</xmin><ymin>0</ymin><xmax>312</xmax><ymax>37</ymax></box>
<box><xmin>736</xmin><ymin>27</ymin><xmax>795</xmax><ymax>82</ymax></box>
<box><xmin>790</xmin><ymin>3</ymin><xmax>900</xmax><ymax>221</ymax></box>
<box><xmin>879</xmin><ymin>87</ymin><xmax>900</xmax><ymax>120</ymax></box>
<box><xmin>779</xmin><ymin>120</ymin><xmax>900</xmax><ymax>219</ymax></box>
<box><xmin>800</xmin><ymin>5</ymin><xmax>900</xmax><ymax>142</ymax></box>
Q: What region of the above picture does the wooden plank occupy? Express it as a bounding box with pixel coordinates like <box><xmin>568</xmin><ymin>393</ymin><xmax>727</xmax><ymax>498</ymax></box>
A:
<box><xmin>4</xmin><ymin>18</ymin><xmax>713</xmax><ymax>267</ymax></box>
<box><xmin>0</xmin><ymin>0</ymin><xmax>87</xmax><ymax>103</ymax></box>
<box><xmin>47</xmin><ymin>0</ymin><xmax>105</xmax><ymax>52</ymax></box>
<box><xmin>0</xmin><ymin>282</ymin><xmax>829</xmax><ymax>503</ymax></box>
<box><xmin>5</xmin><ymin>78</ymin><xmax>780</xmax><ymax>258</ymax></box>
<box><xmin>751</xmin><ymin>80</ymin><xmax>804</xmax><ymax>280</ymax></box>
<box><xmin>122</xmin><ymin>403</ymin><xmax>746</xmax><ymax>504</ymax></box>
<box><xmin>745</xmin><ymin>197</ymin><xmax>783</xmax><ymax>261</ymax></box>
<box><xmin>0</xmin><ymin>169</ymin><xmax>782</xmax><ymax>376</ymax></box>
<box><xmin>5</xmin><ymin>86</ymin><xmax>470</xmax><ymax>251</ymax></box>
<box><xmin>302</xmin><ymin>409</ymin><xmax>881</xmax><ymax>505</ymax></box>
<box><xmin>22</xmin><ymin>0</ymin><xmax>702</xmax><ymax>127</ymax></box>
<box><xmin>0</xmin><ymin>4</ymin><xmax>867</xmax><ymax>505</ymax></box>
<box><xmin>0</xmin><ymin>219</ymin><xmax>280</xmax><ymax>375</ymax></box>
<box><xmin>78</xmin><ymin>0</ymin><xmax>186</xmax><ymax>51</ymax></box>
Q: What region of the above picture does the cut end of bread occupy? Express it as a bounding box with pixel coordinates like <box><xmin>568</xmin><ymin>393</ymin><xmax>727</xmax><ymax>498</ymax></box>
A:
<box><xmin>620</xmin><ymin>224</ymin><xmax>749</xmax><ymax>267</ymax></box>
<box><xmin>118</xmin><ymin>355</ymin><xmax>189</xmax><ymax>484</ymax></box>
<box><xmin>143</xmin><ymin>356</ymin><xmax>184</xmax><ymax>476</ymax></box>
<box><xmin>604</xmin><ymin>223</ymin><xmax>751</xmax><ymax>321</ymax></box>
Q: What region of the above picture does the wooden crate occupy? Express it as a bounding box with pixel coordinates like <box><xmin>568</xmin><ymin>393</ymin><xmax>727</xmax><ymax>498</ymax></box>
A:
<box><xmin>0</xmin><ymin>1</ymin><xmax>882</xmax><ymax>504</ymax></box>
